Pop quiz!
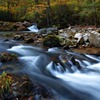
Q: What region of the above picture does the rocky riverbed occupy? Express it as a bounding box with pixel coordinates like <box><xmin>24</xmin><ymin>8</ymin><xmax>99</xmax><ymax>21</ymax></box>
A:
<box><xmin>0</xmin><ymin>25</ymin><xmax>100</xmax><ymax>55</ymax></box>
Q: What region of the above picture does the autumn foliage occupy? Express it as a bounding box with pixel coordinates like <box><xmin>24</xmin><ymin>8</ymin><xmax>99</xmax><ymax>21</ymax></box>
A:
<box><xmin>0</xmin><ymin>0</ymin><xmax>100</xmax><ymax>27</ymax></box>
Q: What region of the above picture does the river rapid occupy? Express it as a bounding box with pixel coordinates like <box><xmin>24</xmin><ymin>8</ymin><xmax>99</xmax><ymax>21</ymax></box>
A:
<box><xmin>0</xmin><ymin>38</ymin><xmax>100</xmax><ymax>100</ymax></box>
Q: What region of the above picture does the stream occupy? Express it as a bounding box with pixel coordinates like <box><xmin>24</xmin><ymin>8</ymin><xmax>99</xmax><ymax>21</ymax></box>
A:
<box><xmin>0</xmin><ymin>39</ymin><xmax>100</xmax><ymax>100</ymax></box>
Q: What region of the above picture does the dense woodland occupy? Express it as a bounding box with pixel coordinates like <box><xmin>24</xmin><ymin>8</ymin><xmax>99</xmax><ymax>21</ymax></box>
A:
<box><xmin>0</xmin><ymin>0</ymin><xmax>100</xmax><ymax>28</ymax></box>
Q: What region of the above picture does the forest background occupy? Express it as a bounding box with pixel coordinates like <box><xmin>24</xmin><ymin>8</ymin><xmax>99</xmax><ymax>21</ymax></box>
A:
<box><xmin>0</xmin><ymin>0</ymin><xmax>100</xmax><ymax>28</ymax></box>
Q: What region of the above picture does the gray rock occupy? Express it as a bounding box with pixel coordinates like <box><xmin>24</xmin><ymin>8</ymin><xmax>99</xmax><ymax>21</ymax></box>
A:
<box><xmin>74</xmin><ymin>32</ymin><xmax>90</xmax><ymax>44</ymax></box>
<box><xmin>22</xmin><ymin>21</ymin><xmax>31</xmax><ymax>27</ymax></box>
<box><xmin>89</xmin><ymin>31</ymin><xmax>100</xmax><ymax>47</ymax></box>
<box><xmin>74</xmin><ymin>33</ymin><xmax>83</xmax><ymax>44</ymax></box>
<box><xmin>83</xmin><ymin>33</ymin><xmax>90</xmax><ymax>42</ymax></box>
<box><xmin>38</xmin><ymin>27</ymin><xmax>58</xmax><ymax>35</ymax></box>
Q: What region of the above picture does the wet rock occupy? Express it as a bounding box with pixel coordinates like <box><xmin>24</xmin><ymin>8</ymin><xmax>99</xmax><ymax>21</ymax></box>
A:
<box><xmin>74</xmin><ymin>33</ymin><xmax>90</xmax><ymax>45</ymax></box>
<box><xmin>12</xmin><ymin>22</ymin><xmax>22</xmax><ymax>29</ymax></box>
<box><xmin>0</xmin><ymin>22</ymin><xmax>13</xmax><ymax>31</ymax></box>
<box><xmin>5</xmin><ymin>74</ymin><xmax>53</xmax><ymax>100</ymax></box>
<box><xmin>74</xmin><ymin>33</ymin><xmax>83</xmax><ymax>41</ymax></box>
<box><xmin>3</xmin><ymin>33</ymin><xmax>13</xmax><ymax>37</ymax></box>
<box><xmin>38</xmin><ymin>28</ymin><xmax>46</xmax><ymax>34</ymax></box>
<box><xmin>58</xmin><ymin>28</ymin><xmax>77</xmax><ymax>40</ymax></box>
<box><xmin>12</xmin><ymin>22</ymin><xmax>29</xmax><ymax>31</ymax></box>
<box><xmin>0</xmin><ymin>22</ymin><xmax>4</xmax><ymax>27</ymax></box>
<box><xmin>83</xmin><ymin>33</ymin><xmax>90</xmax><ymax>42</ymax></box>
<box><xmin>77</xmin><ymin>37</ymin><xmax>85</xmax><ymax>45</ymax></box>
<box><xmin>0</xmin><ymin>52</ymin><xmax>17</xmax><ymax>62</ymax></box>
<box><xmin>89</xmin><ymin>31</ymin><xmax>100</xmax><ymax>47</ymax></box>
<box><xmin>59</xmin><ymin>29</ymin><xmax>64</xmax><ymax>33</ymax></box>
<box><xmin>62</xmin><ymin>44</ymin><xmax>70</xmax><ymax>49</ymax></box>
<box><xmin>96</xmin><ymin>28</ymin><xmax>100</xmax><ymax>33</ymax></box>
<box><xmin>3</xmin><ymin>39</ymin><xmax>9</xmax><ymax>42</ymax></box>
<box><xmin>13</xmin><ymin>35</ymin><xmax>24</xmax><ymax>41</ymax></box>
<box><xmin>22</xmin><ymin>21</ymin><xmax>31</xmax><ymax>27</ymax></box>
<box><xmin>17</xmin><ymin>25</ymin><xmax>27</xmax><ymax>31</ymax></box>
<box><xmin>0</xmin><ymin>21</ymin><xmax>31</xmax><ymax>31</ymax></box>
<box><xmin>70</xmin><ymin>57</ymin><xmax>82</xmax><ymax>69</ymax></box>
<box><xmin>59</xmin><ymin>32</ymin><xmax>69</xmax><ymax>38</ymax></box>
<box><xmin>25</xmin><ymin>38</ymin><xmax>34</xmax><ymax>43</ymax></box>
<box><xmin>38</xmin><ymin>27</ymin><xmax>58</xmax><ymax>35</ymax></box>
<box><xmin>63</xmin><ymin>39</ymin><xmax>77</xmax><ymax>48</ymax></box>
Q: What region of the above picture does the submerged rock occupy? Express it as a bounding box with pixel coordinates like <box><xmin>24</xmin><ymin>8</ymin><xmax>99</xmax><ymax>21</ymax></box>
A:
<box><xmin>13</xmin><ymin>35</ymin><xmax>24</xmax><ymax>41</ymax></box>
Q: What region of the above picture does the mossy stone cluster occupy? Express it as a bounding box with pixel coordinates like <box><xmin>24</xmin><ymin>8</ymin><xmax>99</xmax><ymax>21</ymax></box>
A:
<box><xmin>43</xmin><ymin>35</ymin><xmax>60</xmax><ymax>47</ymax></box>
<box><xmin>0</xmin><ymin>53</ymin><xmax>17</xmax><ymax>62</ymax></box>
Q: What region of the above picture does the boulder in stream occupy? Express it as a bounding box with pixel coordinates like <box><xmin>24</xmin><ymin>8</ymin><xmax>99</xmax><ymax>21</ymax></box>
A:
<box><xmin>89</xmin><ymin>31</ymin><xmax>100</xmax><ymax>47</ymax></box>
<box><xmin>43</xmin><ymin>35</ymin><xmax>60</xmax><ymax>47</ymax></box>
<box><xmin>13</xmin><ymin>35</ymin><xmax>25</xmax><ymax>41</ymax></box>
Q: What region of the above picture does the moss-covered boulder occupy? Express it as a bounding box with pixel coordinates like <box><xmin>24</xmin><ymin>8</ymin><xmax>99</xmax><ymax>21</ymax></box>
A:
<box><xmin>0</xmin><ymin>53</ymin><xmax>17</xmax><ymax>62</ymax></box>
<box><xmin>43</xmin><ymin>35</ymin><xmax>60</xmax><ymax>47</ymax></box>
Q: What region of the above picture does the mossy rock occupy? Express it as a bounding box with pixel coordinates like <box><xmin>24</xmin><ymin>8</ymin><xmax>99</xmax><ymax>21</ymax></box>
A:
<box><xmin>25</xmin><ymin>38</ymin><xmax>34</xmax><ymax>43</ymax></box>
<box><xmin>13</xmin><ymin>35</ymin><xmax>24</xmax><ymax>41</ymax></box>
<box><xmin>43</xmin><ymin>35</ymin><xmax>60</xmax><ymax>47</ymax></box>
<box><xmin>3</xmin><ymin>33</ymin><xmax>13</xmax><ymax>37</ymax></box>
<box><xmin>65</xmin><ymin>39</ymin><xmax>77</xmax><ymax>47</ymax></box>
<box><xmin>0</xmin><ymin>53</ymin><xmax>17</xmax><ymax>62</ymax></box>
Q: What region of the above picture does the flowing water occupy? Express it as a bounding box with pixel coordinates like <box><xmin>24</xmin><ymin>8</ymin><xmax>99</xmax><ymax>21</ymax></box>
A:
<box><xmin>28</xmin><ymin>25</ymin><xmax>39</xmax><ymax>32</ymax></box>
<box><xmin>0</xmin><ymin>39</ymin><xmax>100</xmax><ymax>100</ymax></box>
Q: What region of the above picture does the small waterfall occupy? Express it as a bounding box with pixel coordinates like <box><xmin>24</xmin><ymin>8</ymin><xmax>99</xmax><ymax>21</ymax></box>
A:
<box><xmin>28</xmin><ymin>25</ymin><xmax>39</xmax><ymax>32</ymax></box>
<box><xmin>0</xmin><ymin>42</ymin><xmax>100</xmax><ymax>100</ymax></box>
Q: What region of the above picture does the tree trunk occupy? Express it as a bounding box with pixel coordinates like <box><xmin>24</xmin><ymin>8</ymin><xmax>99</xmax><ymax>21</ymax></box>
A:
<box><xmin>46</xmin><ymin>0</ymin><xmax>51</xmax><ymax>27</ymax></box>
<box><xmin>92</xmin><ymin>0</ymin><xmax>97</xmax><ymax>27</ymax></box>
<box><xmin>7</xmin><ymin>0</ymin><xmax>10</xmax><ymax>21</ymax></box>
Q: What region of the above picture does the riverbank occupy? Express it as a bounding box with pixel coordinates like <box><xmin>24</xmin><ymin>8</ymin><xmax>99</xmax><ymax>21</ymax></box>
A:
<box><xmin>0</xmin><ymin>21</ymin><xmax>32</xmax><ymax>31</ymax></box>
<box><xmin>0</xmin><ymin>27</ymin><xmax>100</xmax><ymax>55</ymax></box>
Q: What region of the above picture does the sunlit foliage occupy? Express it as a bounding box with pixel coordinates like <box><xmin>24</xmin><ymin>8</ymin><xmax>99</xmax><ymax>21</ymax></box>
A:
<box><xmin>0</xmin><ymin>0</ymin><xmax>100</xmax><ymax>27</ymax></box>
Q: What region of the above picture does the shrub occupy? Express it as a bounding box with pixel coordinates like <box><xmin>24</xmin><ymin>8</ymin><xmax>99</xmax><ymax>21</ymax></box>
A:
<box><xmin>0</xmin><ymin>72</ymin><xmax>13</xmax><ymax>97</ymax></box>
